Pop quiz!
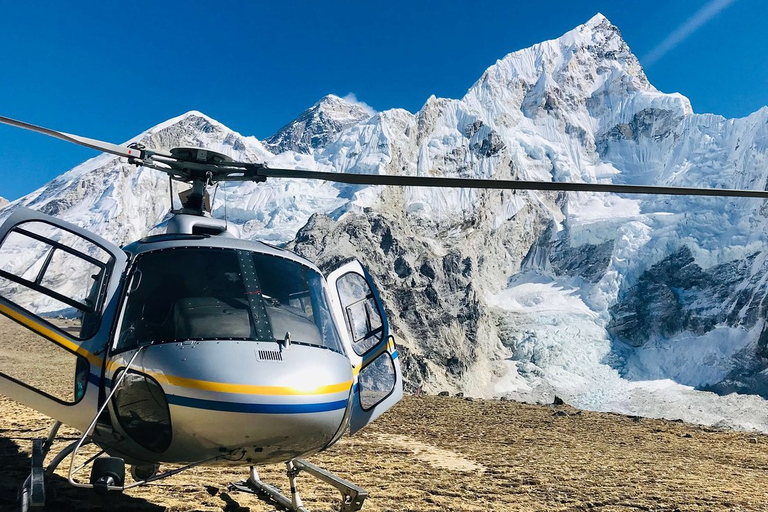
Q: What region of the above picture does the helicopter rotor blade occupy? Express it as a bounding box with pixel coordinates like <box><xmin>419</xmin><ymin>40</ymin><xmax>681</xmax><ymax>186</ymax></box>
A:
<box><xmin>3</xmin><ymin>113</ymin><xmax>768</xmax><ymax>199</ymax></box>
<box><xmin>0</xmin><ymin>115</ymin><xmax>151</xmax><ymax>160</ymax></box>
<box><xmin>255</xmin><ymin>166</ymin><xmax>768</xmax><ymax>199</ymax></box>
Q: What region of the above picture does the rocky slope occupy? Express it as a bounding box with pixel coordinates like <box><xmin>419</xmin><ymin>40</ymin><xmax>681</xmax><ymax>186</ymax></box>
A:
<box><xmin>4</xmin><ymin>14</ymin><xmax>768</xmax><ymax>429</ymax></box>
<box><xmin>264</xmin><ymin>94</ymin><xmax>373</xmax><ymax>155</ymax></box>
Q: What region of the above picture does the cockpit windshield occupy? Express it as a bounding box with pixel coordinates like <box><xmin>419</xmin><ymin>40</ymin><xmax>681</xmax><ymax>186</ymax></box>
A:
<box><xmin>115</xmin><ymin>247</ymin><xmax>342</xmax><ymax>353</ymax></box>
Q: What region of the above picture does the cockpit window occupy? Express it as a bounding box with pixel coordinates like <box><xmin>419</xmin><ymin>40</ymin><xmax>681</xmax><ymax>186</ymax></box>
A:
<box><xmin>115</xmin><ymin>248</ymin><xmax>342</xmax><ymax>353</ymax></box>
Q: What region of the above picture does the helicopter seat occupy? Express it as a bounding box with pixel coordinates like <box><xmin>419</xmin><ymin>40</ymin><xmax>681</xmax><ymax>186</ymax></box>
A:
<box><xmin>264</xmin><ymin>304</ymin><xmax>322</xmax><ymax>345</ymax></box>
<box><xmin>172</xmin><ymin>297</ymin><xmax>253</xmax><ymax>340</ymax></box>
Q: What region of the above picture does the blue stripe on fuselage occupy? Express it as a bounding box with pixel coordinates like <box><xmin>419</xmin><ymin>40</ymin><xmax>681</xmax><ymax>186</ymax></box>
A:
<box><xmin>87</xmin><ymin>373</ymin><xmax>101</xmax><ymax>388</ymax></box>
<box><xmin>166</xmin><ymin>394</ymin><xmax>348</xmax><ymax>414</ymax></box>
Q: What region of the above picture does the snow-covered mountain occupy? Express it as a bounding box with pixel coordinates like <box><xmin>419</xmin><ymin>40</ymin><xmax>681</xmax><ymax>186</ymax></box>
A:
<box><xmin>5</xmin><ymin>13</ymin><xmax>768</xmax><ymax>430</ymax></box>
<box><xmin>0</xmin><ymin>111</ymin><xmax>350</xmax><ymax>245</ymax></box>
<box><xmin>0</xmin><ymin>197</ymin><xmax>8</xmax><ymax>209</ymax></box>
<box><xmin>264</xmin><ymin>94</ymin><xmax>373</xmax><ymax>155</ymax></box>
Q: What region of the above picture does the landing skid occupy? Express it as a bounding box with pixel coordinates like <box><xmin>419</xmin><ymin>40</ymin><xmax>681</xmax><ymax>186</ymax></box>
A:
<box><xmin>18</xmin><ymin>421</ymin><xmax>69</xmax><ymax>511</ymax></box>
<box><xmin>16</xmin><ymin>416</ymin><xmax>217</xmax><ymax>511</ymax></box>
<box><xmin>231</xmin><ymin>459</ymin><xmax>368</xmax><ymax>512</ymax></box>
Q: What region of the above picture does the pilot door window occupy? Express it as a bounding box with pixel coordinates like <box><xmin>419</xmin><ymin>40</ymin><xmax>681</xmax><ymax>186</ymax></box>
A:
<box><xmin>116</xmin><ymin>248</ymin><xmax>342</xmax><ymax>353</ymax></box>
<box><xmin>0</xmin><ymin>221</ymin><xmax>112</xmax><ymax>403</ymax></box>
<box><xmin>358</xmin><ymin>351</ymin><xmax>397</xmax><ymax>410</ymax></box>
<box><xmin>335</xmin><ymin>272</ymin><xmax>384</xmax><ymax>356</ymax></box>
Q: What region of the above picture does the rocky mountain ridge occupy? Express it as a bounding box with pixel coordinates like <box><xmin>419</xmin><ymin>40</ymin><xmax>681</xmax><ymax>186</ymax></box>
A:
<box><xmin>264</xmin><ymin>94</ymin><xmax>373</xmax><ymax>155</ymax></box>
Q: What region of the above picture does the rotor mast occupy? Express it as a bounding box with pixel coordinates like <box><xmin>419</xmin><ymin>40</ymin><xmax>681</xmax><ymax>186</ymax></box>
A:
<box><xmin>155</xmin><ymin>149</ymin><xmax>237</xmax><ymax>235</ymax></box>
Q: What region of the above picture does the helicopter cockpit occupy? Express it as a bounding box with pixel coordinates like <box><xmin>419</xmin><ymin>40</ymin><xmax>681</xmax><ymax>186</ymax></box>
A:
<box><xmin>115</xmin><ymin>243</ymin><xmax>343</xmax><ymax>353</ymax></box>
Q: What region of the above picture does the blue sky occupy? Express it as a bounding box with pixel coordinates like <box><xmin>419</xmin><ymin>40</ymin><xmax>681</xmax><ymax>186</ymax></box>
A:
<box><xmin>1</xmin><ymin>0</ymin><xmax>766</xmax><ymax>200</ymax></box>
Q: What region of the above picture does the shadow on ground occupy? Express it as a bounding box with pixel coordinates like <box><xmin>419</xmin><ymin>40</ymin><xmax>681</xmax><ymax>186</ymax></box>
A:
<box><xmin>0</xmin><ymin>434</ymin><xmax>168</xmax><ymax>511</ymax></box>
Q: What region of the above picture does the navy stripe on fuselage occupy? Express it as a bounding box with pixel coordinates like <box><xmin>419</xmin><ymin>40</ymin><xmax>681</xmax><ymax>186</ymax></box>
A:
<box><xmin>166</xmin><ymin>394</ymin><xmax>348</xmax><ymax>414</ymax></box>
<box><xmin>87</xmin><ymin>373</ymin><xmax>101</xmax><ymax>388</ymax></box>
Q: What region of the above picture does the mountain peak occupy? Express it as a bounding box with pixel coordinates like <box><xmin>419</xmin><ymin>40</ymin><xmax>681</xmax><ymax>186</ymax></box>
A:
<box><xmin>463</xmin><ymin>12</ymin><xmax>650</xmax><ymax>118</ymax></box>
<box><xmin>316</xmin><ymin>94</ymin><xmax>348</xmax><ymax>107</ymax></box>
<box><xmin>568</xmin><ymin>12</ymin><xmax>624</xmax><ymax>47</ymax></box>
<box><xmin>585</xmin><ymin>12</ymin><xmax>608</xmax><ymax>27</ymax></box>
<box><xmin>145</xmin><ymin>110</ymin><xmax>222</xmax><ymax>135</ymax></box>
<box><xmin>116</xmin><ymin>109</ymin><xmax>269</xmax><ymax>162</ymax></box>
<box><xmin>265</xmin><ymin>94</ymin><xmax>374</xmax><ymax>155</ymax></box>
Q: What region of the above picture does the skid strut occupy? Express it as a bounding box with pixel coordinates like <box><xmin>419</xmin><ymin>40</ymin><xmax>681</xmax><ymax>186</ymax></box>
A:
<box><xmin>19</xmin><ymin>420</ymin><xmax>62</xmax><ymax>510</ymax></box>
<box><xmin>231</xmin><ymin>458</ymin><xmax>368</xmax><ymax>512</ymax></box>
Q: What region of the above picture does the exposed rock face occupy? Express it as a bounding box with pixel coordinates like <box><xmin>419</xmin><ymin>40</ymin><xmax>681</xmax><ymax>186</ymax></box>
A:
<box><xmin>288</xmin><ymin>195</ymin><xmax>552</xmax><ymax>394</ymax></box>
<box><xmin>264</xmin><ymin>95</ymin><xmax>373</xmax><ymax>155</ymax></box>
<box><xmin>596</xmin><ymin>108</ymin><xmax>683</xmax><ymax>150</ymax></box>
<box><xmin>522</xmin><ymin>223</ymin><xmax>614</xmax><ymax>283</ymax></box>
<box><xmin>608</xmin><ymin>247</ymin><xmax>759</xmax><ymax>346</ymax></box>
<box><xmin>608</xmin><ymin>247</ymin><xmax>768</xmax><ymax>400</ymax></box>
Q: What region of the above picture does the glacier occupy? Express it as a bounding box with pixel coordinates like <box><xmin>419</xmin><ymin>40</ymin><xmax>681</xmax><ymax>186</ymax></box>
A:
<box><xmin>3</xmin><ymin>13</ymin><xmax>768</xmax><ymax>431</ymax></box>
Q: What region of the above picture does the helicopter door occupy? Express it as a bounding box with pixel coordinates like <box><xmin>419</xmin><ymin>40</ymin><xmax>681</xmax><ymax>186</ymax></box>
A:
<box><xmin>326</xmin><ymin>260</ymin><xmax>403</xmax><ymax>434</ymax></box>
<box><xmin>0</xmin><ymin>208</ymin><xmax>127</xmax><ymax>430</ymax></box>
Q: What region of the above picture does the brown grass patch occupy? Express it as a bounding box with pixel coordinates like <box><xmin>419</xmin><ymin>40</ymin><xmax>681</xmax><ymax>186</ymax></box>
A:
<box><xmin>1</xmin><ymin>394</ymin><xmax>767</xmax><ymax>511</ymax></box>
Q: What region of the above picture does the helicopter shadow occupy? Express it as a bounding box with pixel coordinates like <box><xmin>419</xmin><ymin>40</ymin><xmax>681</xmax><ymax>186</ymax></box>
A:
<box><xmin>0</xmin><ymin>433</ymin><xmax>166</xmax><ymax>512</ymax></box>
<box><xmin>0</xmin><ymin>433</ymin><xmax>28</xmax><ymax>511</ymax></box>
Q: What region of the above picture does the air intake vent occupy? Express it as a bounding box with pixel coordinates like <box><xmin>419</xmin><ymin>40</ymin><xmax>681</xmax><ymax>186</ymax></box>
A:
<box><xmin>257</xmin><ymin>350</ymin><xmax>283</xmax><ymax>362</ymax></box>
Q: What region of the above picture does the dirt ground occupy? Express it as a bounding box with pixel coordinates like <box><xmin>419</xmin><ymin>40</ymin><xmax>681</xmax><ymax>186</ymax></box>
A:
<box><xmin>2</xmin><ymin>395</ymin><xmax>768</xmax><ymax>511</ymax></box>
<box><xmin>1</xmin><ymin>314</ymin><xmax>768</xmax><ymax>511</ymax></box>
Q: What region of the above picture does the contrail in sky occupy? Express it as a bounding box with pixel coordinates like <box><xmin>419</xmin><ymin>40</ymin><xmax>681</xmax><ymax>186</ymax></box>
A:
<box><xmin>642</xmin><ymin>0</ymin><xmax>739</xmax><ymax>67</ymax></box>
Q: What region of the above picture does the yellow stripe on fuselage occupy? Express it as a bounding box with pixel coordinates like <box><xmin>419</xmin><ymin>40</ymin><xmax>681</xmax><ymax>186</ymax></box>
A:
<box><xmin>353</xmin><ymin>338</ymin><xmax>397</xmax><ymax>376</ymax></box>
<box><xmin>152</xmin><ymin>373</ymin><xmax>352</xmax><ymax>396</ymax></box>
<box><xmin>0</xmin><ymin>303</ymin><xmax>103</xmax><ymax>367</ymax></box>
<box><xmin>0</xmin><ymin>303</ymin><xmax>352</xmax><ymax>397</ymax></box>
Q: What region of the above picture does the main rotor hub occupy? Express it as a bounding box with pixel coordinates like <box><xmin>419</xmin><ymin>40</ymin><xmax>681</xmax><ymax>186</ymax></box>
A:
<box><xmin>170</xmin><ymin>147</ymin><xmax>234</xmax><ymax>165</ymax></box>
<box><xmin>166</xmin><ymin>148</ymin><xmax>236</xmax><ymax>216</ymax></box>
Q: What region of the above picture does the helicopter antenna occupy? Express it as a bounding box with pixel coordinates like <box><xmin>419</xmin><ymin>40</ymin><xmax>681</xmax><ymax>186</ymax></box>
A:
<box><xmin>168</xmin><ymin>175</ymin><xmax>174</xmax><ymax>213</ymax></box>
<box><xmin>219</xmin><ymin>184</ymin><xmax>230</xmax><ymax>229</ymax></box>
<box><xmin>3</xmin><ymin>114</ymin><xmax>768</xmax><ymax>201</ymax></box>
<box><xmin>211</xmin><ymin>182</ymin><xmax>220</xmax><ymax>211</ymax></box>
<box><xmin>212</xmin><ymin>182</ymin><xmax>228</xmax><ymax>227</ymax></box>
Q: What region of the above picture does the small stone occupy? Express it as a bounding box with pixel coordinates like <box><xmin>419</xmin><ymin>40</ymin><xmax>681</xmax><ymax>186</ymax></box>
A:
<box><xmin>438</xmin><ymin>391</ymin><xmax>450</xmax><ymax>397</ymax></box>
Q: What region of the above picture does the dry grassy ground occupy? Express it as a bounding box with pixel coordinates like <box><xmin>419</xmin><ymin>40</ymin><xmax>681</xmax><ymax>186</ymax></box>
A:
<box><xmin>1</xmin><ymin>395</ymin><xmax>768</xmax><ymax>511</ymax></box>
<box><xmin>1</xmin><ymin>314</ymin><xmax>768</xmax><ymax>511</ymax></box>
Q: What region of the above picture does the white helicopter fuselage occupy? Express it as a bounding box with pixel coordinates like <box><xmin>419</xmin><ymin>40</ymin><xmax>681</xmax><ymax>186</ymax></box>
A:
<box><xmin>107</xmin><ymin>337</ymin><xmax>354</xmax><ymax>465</ymax></box>
<box><xmin>0</xmin><ymin>208</ymin><xmax>402</xmax><ymax>467</ymax></box>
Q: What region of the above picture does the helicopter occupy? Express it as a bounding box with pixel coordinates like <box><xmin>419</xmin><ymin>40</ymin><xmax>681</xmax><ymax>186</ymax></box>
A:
<box><xmin>1</xmin><ymin>114</ymin><xmax>768</xmax><ymax>512</ymax></box>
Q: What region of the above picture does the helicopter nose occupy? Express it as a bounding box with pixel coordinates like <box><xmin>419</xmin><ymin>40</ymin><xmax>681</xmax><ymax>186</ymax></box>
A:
<box><xmin>108</xmin><ymin>341</ymin><xmax>353</xmax><ymax>464</ymax></box>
